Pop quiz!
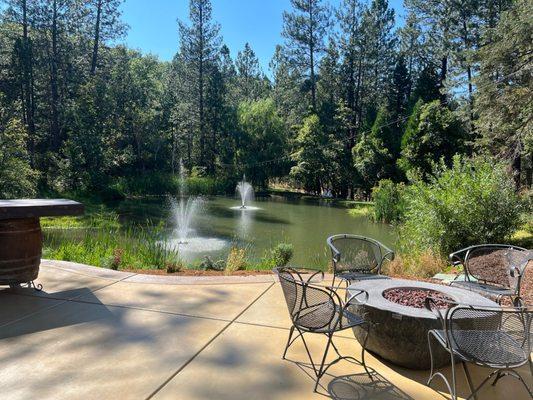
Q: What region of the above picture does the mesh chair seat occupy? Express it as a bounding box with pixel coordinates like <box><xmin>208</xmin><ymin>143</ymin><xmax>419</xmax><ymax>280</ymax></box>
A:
<box><xmin>295</xmin><ymin>300</ymin><xmax>364</xmax><ymax>333</ymax></box>
<box><xmin>433</xmin><ymin>329</ymin><xmax>528</xmax><ymax>366</ymax></box>
<box><xmin>274</xmin><ymin>267</ymin><xmax>372</xmax><ymax>392</ymax></box>
<box><xmin>425</xmin><ymin>300</ymin><xmax>533</xmax><ymax>400</ymax></box>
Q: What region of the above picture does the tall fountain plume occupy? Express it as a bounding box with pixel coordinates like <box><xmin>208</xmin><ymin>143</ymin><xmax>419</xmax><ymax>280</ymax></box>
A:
<box><xmin>236</xmin><ymin>174</ymin><xmax>254</xmax><ymax>209</ymax></box>
<box><xmin>172</xmin><ymin>160</ymin><xmax>200</xmax><ymax>244</ymax></box>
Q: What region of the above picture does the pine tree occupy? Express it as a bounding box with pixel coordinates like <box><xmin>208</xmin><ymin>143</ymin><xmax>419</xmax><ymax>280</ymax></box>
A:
<box><xmin>87</xmin><ymin>0</ymin><xmax>126</xmax><ymax>75</ymax></box>
<box><xmin>475</xmin><ymin>0</ymin><xmax>532</xmax><ymax>188</ymax></box>
<box><xmin>282</xmin><ymin>0</ymin><xmax>330</xmax><ymax>111</ymax></box>
<box><xmin>178</xmin><ymin>0</ymin><xmax>222</xmax><ymax>170</ymax></box>
<box><xmin>235</xmin><ymin>42</ymin><xmax>261</xmax><ymax>100</ymax></box>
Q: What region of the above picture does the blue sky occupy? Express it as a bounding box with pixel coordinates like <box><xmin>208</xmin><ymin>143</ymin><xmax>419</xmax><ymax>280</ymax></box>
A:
<box><xmin>121</xmin><ymin>0</ymin><xmax>405</xmax><ymax>74</ymax></box>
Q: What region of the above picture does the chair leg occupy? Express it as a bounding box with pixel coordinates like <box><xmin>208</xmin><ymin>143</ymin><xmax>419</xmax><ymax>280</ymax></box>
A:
<box><xmin>427</xmin><ymin>331</ymin><xmax>456</xmax><ymax>400</ymax></box>
<box><xmin>361</xmin><ymin>323</ymin><xmax>373</xmax><ymax>380</ymax></box>
<box><xmin>282</xmin><ymin>325</ymin><xmax>295</xmax><ymax>360</ymax></box>
<box><xmin>298</xmin><ymin>328</ymin><xmax>319</xmax><ymax>376</ymax></box>
<box><xmin>314</xmin><ymin>333</ymin><xmax>334</xmax><ymax>392</ymax></box>
<box><xmin>462</xmin><ymin>362</ymin><xmax>477</xmax><ymax>400</ymax></box>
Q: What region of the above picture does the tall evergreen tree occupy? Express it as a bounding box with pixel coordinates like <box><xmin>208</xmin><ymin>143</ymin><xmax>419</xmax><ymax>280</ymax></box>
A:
<box><xmin>475</xmin><ymin>0</ymin><xmax>532</xmax><ymax>188</ymax></box>
<box><xmin>86</xmin><ymin>0</ymin><xmax>126</xmax><ymax>75</ymax></box>
<box><xmin>178</xmin><ymin>0</ymin><xmax>222</xmax><ymax>170</ymax></box>
<box><xmin>235</xmin><ymin>42</ymin><xmax>261</xmax><ymax>100</ymax></box>
<box><xmin>282</xmin><ymin>0</ymin><xmax>330</xmax><ymax>111</ymax></box>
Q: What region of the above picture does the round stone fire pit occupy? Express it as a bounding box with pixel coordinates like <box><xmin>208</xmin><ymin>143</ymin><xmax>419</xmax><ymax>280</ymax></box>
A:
<box><xmin>347</xmin><ymin>278</ymin><xmax>498</xmax><ymax>370</ymax></box>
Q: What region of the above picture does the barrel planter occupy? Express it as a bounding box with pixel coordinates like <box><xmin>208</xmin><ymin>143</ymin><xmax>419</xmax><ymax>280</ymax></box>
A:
<box><xmin>0</xmin><ymin>199</ymin><xmax>84</xmax><ymax>287</ymax></box>
<box><xmin>0</xmin><ymin>218</ymin><xmax>42</xmax><ymax>285</ymax></box>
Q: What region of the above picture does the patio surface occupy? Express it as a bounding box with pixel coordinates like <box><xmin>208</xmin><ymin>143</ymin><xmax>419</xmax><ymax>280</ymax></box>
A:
<box><xmin>0</xmin><ymin>261</ymin><xmax>530</xmax><ymax>399</ymax></box>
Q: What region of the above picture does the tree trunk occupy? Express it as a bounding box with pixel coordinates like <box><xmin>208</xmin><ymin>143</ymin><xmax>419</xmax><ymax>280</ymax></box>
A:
<box><xmin>198</xmin><ymin>4</ymin><xmax>205</xmax><ymax>168</ymax></box>
<box><xmin>439</xmin><ymin>56</ymin><xmax>448</xmax><ymax>103</ymax></box>
<box><xmin>91</xmin><ymin>0</ymin><xmax>102</xmax><ymax>75</ymax></box>
<box><xmin>309</xmin><ymin>2</ymin><xmax>316</xmax><ymax>111</ymax></box>
<box><xmin>50</xmin><ymin>0</ymin><xmax>61</xmax><ymax>151</ymax></box>
<box><xmin>20</xmin><ymin>0</ymin><xmax>36</xmax><ymax>166</ymax></box>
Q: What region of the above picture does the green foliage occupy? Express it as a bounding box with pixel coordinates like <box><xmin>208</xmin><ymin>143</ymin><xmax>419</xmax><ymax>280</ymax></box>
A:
<box><xmin>372</xmin><ymin>179</ymin><xmax>405</xmax><ymax>223</ymax></box>
<box><xmin>43</xmin><ymin>225</ymin><xmax>181</xmax><ymax>271</ymax></box>
<box><xmin>291</xmin><ymin>114</ymin><xmax>334</xmax><ymax>194</ymax></box>
<box><xmin>399</xmin><ymin>156</ymin><xmax>523</xmax><ymax>257</ymax></box>
<box><xmin>261</xmin><ymin>243</ymin><xmax>294</xmax><ymax>269</ymax></box>
<box><xmin>399</xmin><ymin>100</ymin><xmax>469</xmax><ymax>178</ymax></box>
<box><xmin>347</xmin><ymin>203</ymin><xmax>375</xmax><ymax>219</ymax></box>
<box><xmin>475</xmin><ymin>0</ymin><xmax>532</xmax><ymax>188</ymax></box>
<box><xmin>353</xmin><ymin>132</ymin><xmax>393</xmax><ymax>191</ymax></box>
<box><xmin>0</xmin><ymin>107</ymin><xmax>37</xmax><ymax>198</ymax></box>
<box><xmin>237</xmin><ymin>98</ymin><xmax>288</xmax><ymax>188</ymax></box>
<box><xmin>112</xmin><ymin>173</ymin><xmax>231</xmax><ymax>197</ymax></box>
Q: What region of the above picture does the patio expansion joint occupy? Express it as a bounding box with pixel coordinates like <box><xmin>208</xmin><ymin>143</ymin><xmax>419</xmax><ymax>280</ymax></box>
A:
<box><xmin>145</xmin><ymin>281</ymin><xmax>276</xmax><ymax>400</ymax></box>
<box><xmin>0</xmin><ymin>272</ymin><xmax>138</xmax><ymax>329</ymax></box>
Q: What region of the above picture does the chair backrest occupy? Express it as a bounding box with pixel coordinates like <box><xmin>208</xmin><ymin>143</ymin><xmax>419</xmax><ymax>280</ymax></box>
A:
<box><xmin>274</xmin><ymin>268</ymin><xmax>339</xmax><ymax>331</ymax></box>
<box><xmin>448</xmin><ymin>305</ymin><xmax>531</xmax><ymax>367</ymax></box>
<box><xmin>463</xmin><ymin>245</ymin><xmax>528</xmax><ymax>290</ymax></box>
<box><xmin>327</xmin><ymin>235</ymin><xmax>388</xmax><ymax>275</ymax></box>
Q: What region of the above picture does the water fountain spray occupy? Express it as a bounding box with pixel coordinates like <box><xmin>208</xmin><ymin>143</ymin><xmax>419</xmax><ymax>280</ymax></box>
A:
<box><xmin>236</xmin><ymin>174</ymin><xmax>254</xmax><ymax>209</ymax></box>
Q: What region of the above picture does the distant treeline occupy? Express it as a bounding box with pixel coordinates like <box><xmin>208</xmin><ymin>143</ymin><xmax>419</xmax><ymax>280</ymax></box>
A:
<box><xmin>0</xmin><ymin>0</ymin><xmax>531</xmax><ymax>199</ymax></box>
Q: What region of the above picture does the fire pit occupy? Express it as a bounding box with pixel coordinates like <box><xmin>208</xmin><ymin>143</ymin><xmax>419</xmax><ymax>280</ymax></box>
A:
<box><xmin>347</xmin><ymin>278</ymin><xmax>498</xmax><ymax>369</ymax></box>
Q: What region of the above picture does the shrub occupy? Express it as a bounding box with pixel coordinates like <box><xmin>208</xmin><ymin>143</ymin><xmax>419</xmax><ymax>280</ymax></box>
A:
<box><xmin>225</xmin><ymin>247</ymin><xmax>248</xmax><ymax>274</ymax></box>
<box><xmin>399</xmin><ymin>156</ymin><xmax>523</xmax><ymax>257</ymax></box>
<box><xmin>261</xmin><ymin>243</ymin><xmax>294</xmax><ymax>269</ymax></box>
<box><xmin>385</xmin><ymin>251</ymin><xmax>446</xmax><ymax>278</ymax></box>
<box><xmin>372</xmin><ymin>179</ymin><xmax>405</xmax><ymax>223</ymax></box>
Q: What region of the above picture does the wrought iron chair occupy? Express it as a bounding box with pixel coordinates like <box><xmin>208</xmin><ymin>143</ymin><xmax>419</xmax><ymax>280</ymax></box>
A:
<box><xmin>425</xmin><ymin>298</ymin><xmax>532</xmax><ymax>400</ymax></box>
<box><xmin>327</xmin><ymin>234</ymin><xmax>394</xmax><ymax>290</ymax></box>
<box><xmin>449</xmin><ymin>244</ymin><xmax>532</xmax><ymax>305</ymax></box>
<box><xmin>274</xmin><ymin>267</ymin><xmax>372</xmax><ymax>392</ymax></box>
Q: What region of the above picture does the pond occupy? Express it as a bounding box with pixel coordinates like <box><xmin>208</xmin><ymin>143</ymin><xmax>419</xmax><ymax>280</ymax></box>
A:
<box><xmin>44</xmin><ymin>195</ymin><xmax>396</xmax><ymax>268</ymax></box>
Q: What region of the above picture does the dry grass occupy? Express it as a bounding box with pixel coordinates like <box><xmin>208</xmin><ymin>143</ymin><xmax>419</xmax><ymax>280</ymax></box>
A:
<box><xmin>225</xmin><ymin>247</ymin><xmax>247</xmax><ymax>274</ymax></box>
<box><xmin>385</xmin><ymin>251</ymin><xmax>447</xmax><ymax>279</ymax></box>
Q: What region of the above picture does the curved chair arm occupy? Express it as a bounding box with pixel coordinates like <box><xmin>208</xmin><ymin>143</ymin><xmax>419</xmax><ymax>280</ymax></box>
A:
<box><xmin>346</xmin><ymin>288</ymin><xmax>369</xmax><ymax>306</ymax></box>
<box><xmin>305</xmin><ymin>270</ymin><xmax>325</xmax><ymax>284</ymax></box>
<box><xmin>424</xmin><ymin>296</ymin><xmax>457</xmax><ymax>347</ymax></box>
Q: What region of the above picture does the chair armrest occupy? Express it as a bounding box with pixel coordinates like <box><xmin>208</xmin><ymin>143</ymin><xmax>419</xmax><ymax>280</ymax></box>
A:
<box><xmin>305</xmin><ymin>270</ymin><xmax>324</xmax><ymax>284</ymax></box>
<box><xmin>346</xmin><ymin>289</ymin><xmax>369</xmax><ymax>306</ymax></box>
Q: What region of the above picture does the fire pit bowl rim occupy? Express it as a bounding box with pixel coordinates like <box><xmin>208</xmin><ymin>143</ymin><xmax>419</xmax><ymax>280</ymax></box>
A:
<box><xmin>348</xmin><ymin>278</ymin><xmax>498</xmax><ymax>319</ymax></box>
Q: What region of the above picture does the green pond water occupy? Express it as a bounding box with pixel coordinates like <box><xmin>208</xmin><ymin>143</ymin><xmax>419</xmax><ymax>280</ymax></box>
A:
<box><xmin>45</xmin><ymin>195</ymin><xmax>396</xmax><ymax>268</ymax></box>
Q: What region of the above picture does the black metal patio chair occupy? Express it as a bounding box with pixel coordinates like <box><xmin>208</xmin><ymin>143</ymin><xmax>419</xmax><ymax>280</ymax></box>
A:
<box><xmin>274</xmin><ymin>267</ymin><xmax>372</xmax><ymax>392</ymax></box>
<box><xmin>449</xmin><ymin>244</ymin><xmax>532</xmax><ymax>306</ymax></box>
<box><xmin>425</xmin><ymin>298</ymin><xmax>532</xmax><ymax>400</ymax></box>
<box><xmin>327</xmin><ymin>234</ymin><xmax>394</xmax><ymax>290</ymax></box>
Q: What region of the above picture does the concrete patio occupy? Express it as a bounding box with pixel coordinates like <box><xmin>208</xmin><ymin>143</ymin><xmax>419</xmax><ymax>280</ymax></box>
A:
<box><xmin>0</xmin><ymin>261</ymin><xmax>530</xmax><ymax>399</ymax></box>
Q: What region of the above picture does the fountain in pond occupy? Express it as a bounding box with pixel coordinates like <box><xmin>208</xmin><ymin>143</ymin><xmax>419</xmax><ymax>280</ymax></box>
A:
<box><xmin>165</xmin><ymin>161</ymin><xmax>227</xmax><ymax>258</ymax></box>
<box><xmin>172</xmin><ymin>161</ymin><xmax>200</xmax><ymax>244</ymax></box>
<box><xmin>237</xmin><ymin>175</ymin><xmax>254</xmax><ymax>208</ymax></box>
<box><xmin>231</xmin><ymin>175</ymin><xmax>260</xmax><ymax>210</ymax></box>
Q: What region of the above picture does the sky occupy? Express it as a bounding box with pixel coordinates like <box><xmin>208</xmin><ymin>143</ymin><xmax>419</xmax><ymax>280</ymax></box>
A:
<box><xmin>120</xmin><ymin>0</ymin><xmax>406</xmax><ymax>75</ymax></box>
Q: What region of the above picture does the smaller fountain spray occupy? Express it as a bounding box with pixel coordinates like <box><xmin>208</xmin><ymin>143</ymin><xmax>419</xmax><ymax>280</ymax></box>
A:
<box><xmin>236</xmin><ymin>175</ymin><xmax>254</xmax><ymax>209</ymax></box>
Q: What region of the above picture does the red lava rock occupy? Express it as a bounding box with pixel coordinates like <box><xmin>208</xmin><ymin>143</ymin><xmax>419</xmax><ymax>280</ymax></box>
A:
<box><xmin>383</xmin><ymin>288</ymin><xmax>453</xmax><ymax>309</ymax></box>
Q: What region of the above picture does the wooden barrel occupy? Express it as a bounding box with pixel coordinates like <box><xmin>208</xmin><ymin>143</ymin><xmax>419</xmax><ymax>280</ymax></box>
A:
<box><xmin>0</xmin><ymin>218</ymin><xmax>42</xmax><ymax>285</ymax></box>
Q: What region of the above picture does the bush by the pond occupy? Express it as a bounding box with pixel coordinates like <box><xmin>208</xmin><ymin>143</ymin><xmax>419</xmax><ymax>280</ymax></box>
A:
<box><xmin>111</xmin><ymin>173</ymin><xmax>234</xmax><ymax>197</ymax></box>
<box><xmin>225</xmin><ymin>247</ymin><xmax>248</xmax><ymax>274</ymax></box>
<box><xmin>399</xmin><ymin>156</ymin><xmax>523</xmax><ymax>257</ymax></box>
<box><xmin>385</xmin><ymin>250</ymin><xmax>447</xmax><ymax>278</ymax></box>
<box><xmin>260</xmin><ymin>242</ymin><xmax>294</xmax><ymax>269</ymax></box>
<box><xmin>372</xmin><ymin>179</ymin><xmax>405</xmax><ymax>224</ymax></box>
